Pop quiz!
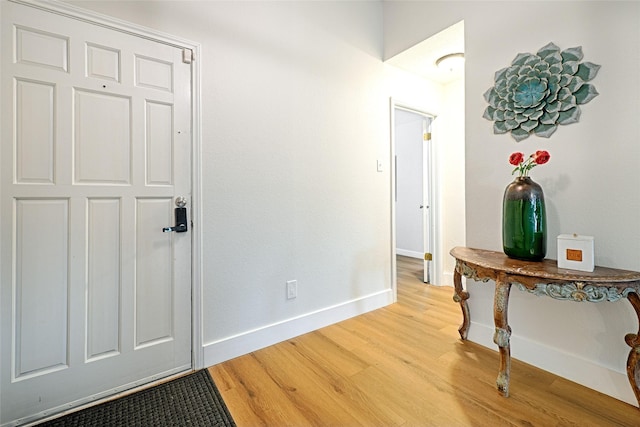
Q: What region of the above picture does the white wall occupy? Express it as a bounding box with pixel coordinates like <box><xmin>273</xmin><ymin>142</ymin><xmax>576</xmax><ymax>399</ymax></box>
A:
<box><xmin>385</xmin><ymin>1</ymin><xmax>640</xmax><ymax>405</ymax></box>
<box><xmin>437</xmin><ymin>77</ymin><xmax>466</xmax><ymax>285</ymax></box>
<box><xmin>66</xmin><ymin>1</ymin><xmax>455</xmax><ymax>366</ymax></box>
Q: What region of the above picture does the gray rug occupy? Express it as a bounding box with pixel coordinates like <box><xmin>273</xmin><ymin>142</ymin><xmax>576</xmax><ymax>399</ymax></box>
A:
<box><xmin>38</xmin><ymin>370</ymin><xmax>236</xmax><ymax>426</ymax></box>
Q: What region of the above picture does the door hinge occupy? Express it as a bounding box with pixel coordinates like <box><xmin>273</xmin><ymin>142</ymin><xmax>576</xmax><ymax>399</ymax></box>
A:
<box><xmin>182</xmin><ymin>48</ymin><xmax>195</xmax><ymax>64</ymax></box>
<box><xmin>423</xmin><ymin>132</ymin><xmax>431</xmax><ymax>141</ymax></box>
<box><xmin>424</xmin><ymin>252</ymin><xmax>432</xmax><ymax>261</ymax></box>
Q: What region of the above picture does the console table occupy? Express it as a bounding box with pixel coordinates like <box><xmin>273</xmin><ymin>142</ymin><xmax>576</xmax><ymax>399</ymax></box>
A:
<box><xmin>450</xmin><ymin>246</ymin><xmax>640</xmax><ymax>405</ymax></box>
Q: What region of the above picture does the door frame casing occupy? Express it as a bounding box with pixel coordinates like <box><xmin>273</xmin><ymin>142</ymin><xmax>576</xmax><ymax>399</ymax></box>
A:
<box><xmin>0</xmin><ymin>0</ymin><xmax>204</xmax><ymax>407</ymax></box>
<box><xmin>389</xmin><ymin>98</ymin><xmax>441</xmax><ymax>294</ymax></box>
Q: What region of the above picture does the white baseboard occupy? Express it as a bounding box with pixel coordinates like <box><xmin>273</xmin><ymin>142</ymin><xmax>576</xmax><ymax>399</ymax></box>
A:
<box><xmin>203</xmin><ymin>289</ymin><xmax>394</xmax><ymax>367</ymax></box>
<box><xmin>395</xmin><ymin>249</ymin><xmax>423</xmax><ymax>259</ymax></box>
<box><xmin>467</xmin><ymin>322</ymin><xmax>636</xmax><ymax>406</ymax></box>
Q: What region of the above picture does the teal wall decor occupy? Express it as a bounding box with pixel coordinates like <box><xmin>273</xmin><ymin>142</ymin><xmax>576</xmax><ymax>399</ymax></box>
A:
<box><xmin>483</xmin><ymin>42</ymin><xmax>600</xmax><ymax>142</ymax></box>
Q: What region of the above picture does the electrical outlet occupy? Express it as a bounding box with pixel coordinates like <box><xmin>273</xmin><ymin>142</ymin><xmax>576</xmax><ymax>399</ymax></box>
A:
<box><xmin>286</xmin><ymin>280</ymin><xmax>297</xmax><ymax>300</ymax></box>
<box><xmin>376</xmin><ymin>159</ymin><xmax>384</xmax><ymax>172</ymax></box>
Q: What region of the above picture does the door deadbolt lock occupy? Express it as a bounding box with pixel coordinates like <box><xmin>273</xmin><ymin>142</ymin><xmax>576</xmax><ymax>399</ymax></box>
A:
<box><xmin>163</xmin><ymin>197</ymin><xmax>188</xmax><ymax>233</ymax></box>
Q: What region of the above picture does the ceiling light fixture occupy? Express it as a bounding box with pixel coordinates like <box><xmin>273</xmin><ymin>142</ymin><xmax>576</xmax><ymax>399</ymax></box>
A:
<box><xmin>435</xmin><ymin>53</ymin><xmax>465</xmax><ymax>72</ymax></box>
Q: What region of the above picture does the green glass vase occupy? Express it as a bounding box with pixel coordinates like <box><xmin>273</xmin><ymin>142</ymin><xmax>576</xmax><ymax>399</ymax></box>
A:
<box><xmin>502</xmin><ymin>176</ymin><xmax>547</xmax><ymax>261</ymax></box>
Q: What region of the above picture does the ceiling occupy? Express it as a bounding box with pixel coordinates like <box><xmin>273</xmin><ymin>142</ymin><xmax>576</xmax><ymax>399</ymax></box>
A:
<box><xmin>385</xmin><ymin>20</ymin><xmax>464</xmax><ymax>85</ymax></box>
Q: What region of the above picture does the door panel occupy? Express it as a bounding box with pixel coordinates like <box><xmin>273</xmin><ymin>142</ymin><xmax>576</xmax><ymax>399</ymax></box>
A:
<box><xmin>86</xmin><ymin>198</ymin><xmax>121</xmax><ymax>361</ymax></box>
<box><xmin>146</xmin><ymin>101</ymin><xmax>174</xmax><ymax>185</ymax></box>
<box><xmin>15</xmin><ymin>79</ymin><xmax>55</xmax><ymax>183</ymax></box>
<box><xmin>15</xmin><ymin>26</ymin><xmax>69</xmax><ymax>72</ymax></box>
<box><xmin>135</xmin><ymin>55</ymin><xmax>173</xmax><ymax>92</ymax></box>
<box><xmin>1</xmin><ymin>2</ymin><xmax>193</xmax><ymax>425</ymax></box>
<box><xmin>135</xmin><ymin>197</ymin><xmax>173</xmax><ymax>348</ymax></box>
<box><xmin>74</xmin><ymin>90</ymin><xmax>131</xmax><ymax>184</ymax></box>
<box><xmin>14</xmin><ymin>199</ymin><xmax>69</xmax><ymax>380</ymax></box>
<box><xmin>86</xmin><ymin>43</ymin><xmax>120</xmax><ymax>82</ymax></box>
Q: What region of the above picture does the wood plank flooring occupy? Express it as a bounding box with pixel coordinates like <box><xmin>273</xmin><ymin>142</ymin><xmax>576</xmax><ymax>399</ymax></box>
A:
<box><xmin>209</xmin><ymin>256</ymin><xmax>639</xmax><ymax>426</ymax></box>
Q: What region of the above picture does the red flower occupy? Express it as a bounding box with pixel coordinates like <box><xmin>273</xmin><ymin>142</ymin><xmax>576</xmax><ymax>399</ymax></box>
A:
<box><xmin>509</xmin><ymin>152</ymin><xmax>524</xmax><ymax>166</ymax></box>
<box><xmin>509</xmin><ymin>150</ymin><xmax>550</xmax><ymax>177</ymax></box>
<box><xmin>533</xmin><ymin>150</ymin><xmax>550</xmax><ymax>165</ymax></box>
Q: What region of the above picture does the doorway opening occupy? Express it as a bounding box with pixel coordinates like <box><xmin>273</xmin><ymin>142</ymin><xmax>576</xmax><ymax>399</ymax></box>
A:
<box><xmin>390</xmin><ymin>102</ymin><xmax>438</xmax><ymax>293</ymax></box>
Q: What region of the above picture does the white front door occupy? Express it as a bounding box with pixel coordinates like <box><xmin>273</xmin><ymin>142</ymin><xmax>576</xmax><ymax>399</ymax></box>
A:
<box><xmin>1</xmin><ymin>2</ymin><xmax>193</xmax><ymax>425</ymax></box>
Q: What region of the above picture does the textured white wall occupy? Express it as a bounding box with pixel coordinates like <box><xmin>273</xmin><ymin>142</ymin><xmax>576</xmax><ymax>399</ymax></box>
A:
<box><xmin>385</xmin><ymin>0</ymin><xmax>640</xmax><ymax>405</ymax></box>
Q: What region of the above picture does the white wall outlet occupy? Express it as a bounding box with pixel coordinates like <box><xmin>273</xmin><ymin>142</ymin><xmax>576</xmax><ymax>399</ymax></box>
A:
<box><xmin>376</xmin><ymin>159</ymin><xmax>384</xmax><ymax>172</ymax></box>
<box><xmin>286</xmin><ymin>280</ymin><xmax>297</xmax><ymax>299</ymax></box>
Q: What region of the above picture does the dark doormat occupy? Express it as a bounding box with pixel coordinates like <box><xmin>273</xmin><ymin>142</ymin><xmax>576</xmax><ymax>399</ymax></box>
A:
<box><xmin>37</xmin><ymin>369</ymin><xmax>236</xmax><ymax>426</ymax></box>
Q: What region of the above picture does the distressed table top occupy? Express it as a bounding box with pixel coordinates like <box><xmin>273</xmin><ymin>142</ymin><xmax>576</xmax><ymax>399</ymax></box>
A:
<box><xmin>450</xmin><ymin>246</ymin><xmax>640</xmax><ymax>286</ymax></box>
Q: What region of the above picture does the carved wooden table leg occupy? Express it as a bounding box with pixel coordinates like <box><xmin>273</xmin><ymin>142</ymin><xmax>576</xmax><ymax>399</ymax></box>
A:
<box><xmin>624</xmin><ymin>292</ymin><xmax>640</xmax><ymax>406</ymax></box>
<box><xmin>453</xmin><ymin>266</ymin><xmax>470</xmax><ymax>340</ymax></box>
<box><xmin>493</xmin><ymin>276</ymin><xmax>512</xmax><ymax>397</ymax></box>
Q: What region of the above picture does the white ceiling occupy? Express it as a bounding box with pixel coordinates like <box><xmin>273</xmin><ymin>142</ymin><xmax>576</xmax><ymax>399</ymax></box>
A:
<box><xmin>385</xmin><ymin>20</ymin><xmax>464</xmax><ymax>85</ymax></box>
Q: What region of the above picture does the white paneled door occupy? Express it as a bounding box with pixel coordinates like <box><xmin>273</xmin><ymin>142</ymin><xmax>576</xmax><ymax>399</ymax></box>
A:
<box><xmin>1</xmin><ymin>2</ymin><xmax>193</xmax><ymax>425</ymax></box>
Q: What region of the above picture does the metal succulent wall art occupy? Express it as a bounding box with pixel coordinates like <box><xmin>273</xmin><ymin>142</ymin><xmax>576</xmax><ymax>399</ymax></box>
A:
<box><xmin>483</xmin><ymin>42</ymin><xmax>600</xmax><ymax>142</ymax></box>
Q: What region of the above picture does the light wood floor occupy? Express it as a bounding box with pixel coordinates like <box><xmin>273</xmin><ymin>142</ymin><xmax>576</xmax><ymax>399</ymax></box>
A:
<box><xmin>209</xmin><ymin>256</ymin><xmax>639</xmax><ymax>426</ymax></box>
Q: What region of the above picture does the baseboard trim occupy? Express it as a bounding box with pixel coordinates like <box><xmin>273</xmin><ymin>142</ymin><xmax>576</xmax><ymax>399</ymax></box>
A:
<box><xmin>466</xmin><ymin>322</ymin><xmax>636</xmax><ymax>406</ymax></box>
<box><xmin>395</xmin><ymin>249</ymin><xmax>423</xmax><ymax>259</ymax></box>
<box><xmin>203</xmin><ymin>289</ymin><xmax>394</xmax><ymax>366</ymax></box>
<box><xmin>441</xmin><ymin>270</ymin><xmax>454</xmax><ymax>287</ymax></box>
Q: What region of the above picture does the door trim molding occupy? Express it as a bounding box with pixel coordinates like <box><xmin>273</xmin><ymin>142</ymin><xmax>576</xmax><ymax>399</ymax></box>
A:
<box><xmin>8</xmin><ymin>0</ymin><xmax>204</xmax><ymax>369</ymax></box>
<box><xmin>14</xmin><ymin>0</ymin><xmax>197</xmax><ymax>50</ymax></box>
